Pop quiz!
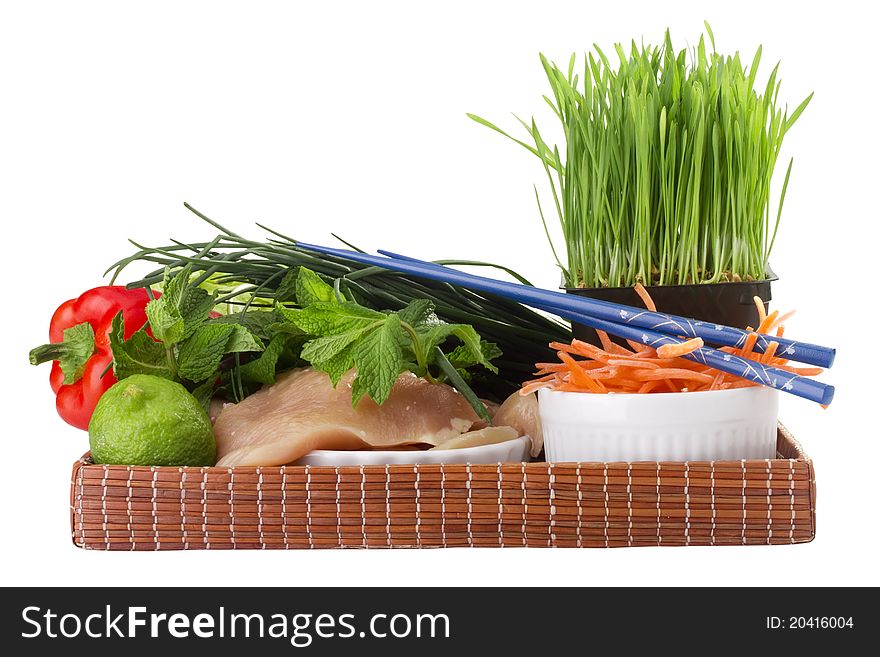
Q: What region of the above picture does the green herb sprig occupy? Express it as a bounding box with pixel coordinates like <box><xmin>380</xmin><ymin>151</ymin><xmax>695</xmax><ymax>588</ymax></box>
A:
<box><xmin>280</xmin><ymin>267</ymin><xmax>498</xmax><ymax>421</ymax></box>
<box><xmin>469</xmin><ymin>23</ymin><xmax>812</xmax><ymax>288</ymax></box>
<box><xmin>109</xmin><ymin>266</ymin><xmax>268</xmax><ymax>406</ymax></box>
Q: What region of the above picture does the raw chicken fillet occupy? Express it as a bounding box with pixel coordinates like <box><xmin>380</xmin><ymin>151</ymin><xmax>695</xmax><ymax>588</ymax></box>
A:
<box><xmin>215</xmin><ymin>368</ymin><xmax>480</xmax><ymax>466</ymax></box>
<box><xmin>214</xmin><ymin>368</ymin><xmax>543</xmax><ymax>466</ymax></box>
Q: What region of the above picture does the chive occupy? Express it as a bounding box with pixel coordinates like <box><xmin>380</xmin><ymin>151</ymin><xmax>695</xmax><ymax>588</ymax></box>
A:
<box><xmin>433</xmin><ymin>347</ymin><xmax>492</xmax><ymax>424</ymax></box>
<box><xmin>109</xmin><ymin>206</ymin><xmax>570</xmax><ymax>397</ymax></box>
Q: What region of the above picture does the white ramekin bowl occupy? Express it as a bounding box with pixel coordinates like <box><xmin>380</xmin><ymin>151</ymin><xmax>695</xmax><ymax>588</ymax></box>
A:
<box><xmin>537</xmin><ymin>386</ymin><xmax>778</xmax><ymax>463</ymax></box>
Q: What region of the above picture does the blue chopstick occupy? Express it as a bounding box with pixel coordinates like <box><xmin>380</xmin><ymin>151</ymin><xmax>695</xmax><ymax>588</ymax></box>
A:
<box><xmin>374</xmin><ymin>252</ymin><xmax>834</xmax><ymax>405</ymax></box>
<box><xmin>537</xmin><ymin>304</ymin><xmax>834</xmax><ymax>406</ymax></box>
<box><xmin>374</xmin><ymin>249</ymin><xmax>834</xmax><ymax>368</ymax></box>
<box><xmin>293</xmin><ymin>242</ymin><xmax>835</xmax><ymax>405</ymax></box>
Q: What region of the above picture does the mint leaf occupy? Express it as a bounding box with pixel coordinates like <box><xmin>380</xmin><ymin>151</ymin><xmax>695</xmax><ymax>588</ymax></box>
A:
<box><xmin>448</xmin><ymin>325</ymin><xmax>497</xmax><ymax>373</ymax></box>
<box><xmin>415</xmin><ymin>324</ymin><xmax>456</xmax><ymax>356</ymax></box>
<box><xmin>159</xmin><ymin>265</ymin><xmax>189</xmax><ymax>306</ymax></box>
<box><xmin>224</xmin><ymin>325</ymin><xmax>264</xmax><ymax>353</ymax></box>
<box><xmin>448</xmin><ymin>340</ymin><xmax>502</xmax><ymax>370</ymax></box>
<box><xmin>176</xmin><ymin>323</ymin><xmax>264</xmax><ymax>383</ymax></box>
<box><xmin>299</xmin><ymin>323</ymin><xmax>363</xmax><ymax>386</ymax></box>
<box><xmin>145</xmin><ymin>297</ymin><xmax>185</xmax><ymax>346</ymax></box>
<box><xmin>280</xmin><ymin>302</ymin><xmax>385</xmax><ymax>336</ymax></box>
<box><xmin>268</xmin><ymin>320</ymin><xmax>308</xmax><ymax>337</ymax></box>
<box><xmin>418</xmin><ymin>323</ymin><xmax>498</xmax><ymax>374</ymax></box>
<box><xmin>269</xmin><ymin>283</ymin><xmax>494</xmax><ymax>409</ymax></box>
<box><xmin>237</xmin><ymin>334</ymin><xmax>292</xmax><ymax>385</ymax></box>
<box><xmin>191</xmin><ymin>380</ymin><xmax>216</xmax><ymax>413</ymax></box>
<box><xmin>109</xmin><ymin>312</ymin><xmax>173</xmax><ymax>380</ymax></box>
<box><xmin>178</xmin><ymin>286</ymin><xmax>215</xmax><ymax>339</ymax></box>
<box><xmin>315</xmin><ymin>341</ymin><xmax>357</xmax><ymax>386</ymax></box>
<box><xmin>398</xmin><ymin>299</ymin><xmax>435</xmax><ymax>327</ymax></box>
<box><xmin>295</xmin><ymin>267</ymin><xmax>336</xmax><ymax>306</ymax></box>
<box><xmin>147</xmin><ymin>267</ymin><xmax>216</xmax><ymax>345</ymax></box>
<box><xmin>350</xmin><ymin>314</ymin><xmax>405</xmax><ymax>406</ymax></box>
<box><xmin>177</xmin><ymin>324</ymin><xmax>235</xmax><ymax>382</ymax></box>
<box><xmin>273</xmin><ymin>268</ymin><xmax>300</xmax><ymax>303</ymax></box>
<box><xmin>210</xmin><ymin>310</ymin><xmax>283</xmax><ymax>341</ymax></box>
<box><xmin>482</xmin><ymin>341</ymin><xmax>503</xmax><ymax>362</ymax></box>
<box><xmin>301</xmin><ymin>329</ymin><xmax>368</xmax><ymax>365</ymax></box>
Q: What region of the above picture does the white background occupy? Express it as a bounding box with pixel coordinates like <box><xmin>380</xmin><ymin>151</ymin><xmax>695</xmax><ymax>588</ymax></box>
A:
<box><xmin>1</xmin><ymin>0</ymin><xmax>876</xmax><ymax>586</ymax></box>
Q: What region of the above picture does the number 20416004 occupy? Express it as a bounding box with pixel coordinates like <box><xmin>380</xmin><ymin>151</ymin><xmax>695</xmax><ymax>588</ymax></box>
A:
<box><xmin>767</xmin><ymin>617</ymin><xmax>854</xmax><ymax>630</ymax></box>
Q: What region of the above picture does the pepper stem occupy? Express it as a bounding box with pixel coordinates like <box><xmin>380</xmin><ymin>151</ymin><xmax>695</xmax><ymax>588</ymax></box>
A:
<box><xmin>28</xmin><ymin>322</ymin><xmax>97</xmax><ymax>385</ymax></box>
<box><xmin>29</xmin><ymin>342</ymin><xmax>70</xmax><ymax>365</ymax></box>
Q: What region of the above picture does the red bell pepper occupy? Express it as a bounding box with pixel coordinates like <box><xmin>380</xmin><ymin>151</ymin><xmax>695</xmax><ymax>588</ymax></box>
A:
<box><xmin>29</xmin><ymin>286</ymin><xmax>154</xmax><ymax>430</ymax></box>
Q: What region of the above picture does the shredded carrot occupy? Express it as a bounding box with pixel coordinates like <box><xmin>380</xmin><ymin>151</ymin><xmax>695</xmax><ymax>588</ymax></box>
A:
<box><xmin>526</xmin><ymin>372</ymin><xmax>559</xmax><ymax>382</ymax></box>
<box><xmin>585</xmin><ymin>366</ymin><xmax>622</xmax><ymax>380</ymax></box>
<box><xmin>754</xmin><ymin>296</ymin><xmax>767</xmax><ymax>324</ymax></box>
<box><xmin>533</xmin><ymin>363</ymin><xmax>569</xmax><ymax>374</ymax></box>
<box><xmin>740</xmin><ymin>332</ymin><xmax>759</xmax><ymax>358</ymax></box>
<box><xmin>757</xmin><ymin>310</ymin><xmax>779</xmax><ymax>335</ymax></box>
<box><xmin>564</xmin><ymin>340</ymin><xmax>617</xmax><ymax>363</ymax></box>
<box><xmin>520</xmin><ymin>380</ymin><xmax>552</xmax><ymax>395</ymax></box>
<box><xmin>558</xmin><ymin>351</ymin><xmax>604</xmax><ymax>393</ymax></box>
<box><xmin>656</xmin><ymin>337</ymin><xmax>704</xmax><ymax>359</ymax></box>
<box><xmin>519</xmin><ymin>283</ymin><xmax>818</xmax><ymax>397</ymax></box>
<box><xmin>662</xmin><ymin>378</ymin><xmax>679</xmax><ymax>392</ymax></box>
<box><xmin>760</xmin><ymin>341</ymin><xmax>780</xmax><ymax>365</ymax></box>
<box><xmin>773</xmin><ymin>365</ymin><xmax>824</xmax><ymax>376</ymax></box>
<box><xmin>627</xmin><ymin>340</ymin><xmax>652</xmax><ymax>354</ymax></box>
<box><xmin>549</xmin><ymin>341</ymin><xmax>581</xmax><ymax>355</ymax></box>
<box><xmin>770</xmin><ymin>310</ymin><xmax>796</xmax><ymax>332</ymax></box>
<box><xmin>597</xmin><ymin>334</ymin><xmax>635</xmax><ymax>357</ymax></box>
<box><xmin>707</xmin><ymin>373</ymin><xmax>724</xmax><ymax>391</ymax></box>
<box><xmin>607</xmin><ymin>358</ymin><xmax>661</xmax><ymax>369</ymax></box>
<box><xmin>726</xmin><ymin>379</ymin><xmax>757</xmax><ymax>389</ymax></box>
<box><xmin>630</xmin><ymin>368</ymin><xmax>714</xmax><ymax>384</ymax></box>
<box><xmin>635</xmin><ymin>282</ymin><xmax>657</xmax><ymax>312</ymax></box>
<box><xmin>595</xmin><ymin>329</ymin><xmax>614</xmax><ymax>352</ymax></box>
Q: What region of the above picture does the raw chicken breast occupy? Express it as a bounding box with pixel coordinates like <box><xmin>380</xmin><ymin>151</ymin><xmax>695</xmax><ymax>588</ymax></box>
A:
<box><xmin>493</xmin><ymin>392</ymin><xmax>543</xmax><ymax>457</ymax></box>
<box><xmin>214</xmin><ymin>368</ymin><xmax>481</xmax><ymax>466</ymax></box>
<box><xmin>430</xmin><ymin>426</ymin><xmax>518</xmax><ymax>450</ymax></box>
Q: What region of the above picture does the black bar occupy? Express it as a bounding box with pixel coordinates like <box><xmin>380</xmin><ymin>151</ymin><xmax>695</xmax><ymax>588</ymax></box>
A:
<box><xmin>1</xmin><ymin>587</ymin><xmax>872</xmax><ymax>654</ymax></box>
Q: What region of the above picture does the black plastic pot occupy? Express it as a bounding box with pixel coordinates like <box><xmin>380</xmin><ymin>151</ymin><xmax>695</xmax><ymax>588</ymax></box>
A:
<box><xmin>565</xmin><ymin>272</ymin><xmax>777</xmax><ymax>347</ymax></box>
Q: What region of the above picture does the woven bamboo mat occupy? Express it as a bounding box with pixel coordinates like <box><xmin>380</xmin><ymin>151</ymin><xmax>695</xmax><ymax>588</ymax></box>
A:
<box><xmin>70</xmin><ymin>424</ymin><xmax>815</xmax><ymax>550</ymax></box>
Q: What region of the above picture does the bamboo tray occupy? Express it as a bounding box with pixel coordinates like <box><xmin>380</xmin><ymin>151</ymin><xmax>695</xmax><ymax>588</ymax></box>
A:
<box><xmin>70</xmin><ymin>424</ymin><xmax>815</xmax><ymax>550</ymax></box>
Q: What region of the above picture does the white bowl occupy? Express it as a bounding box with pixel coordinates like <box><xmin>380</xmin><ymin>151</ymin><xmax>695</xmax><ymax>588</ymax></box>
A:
<box><xmin>293</xmin><ymin>435</ymin><xmax>531</xmax><ymax>466</ymax></box>
<box><xmin>537</xmin><ymin>386</ymin><xmax>778</xmax><ymax>463</ymax></box>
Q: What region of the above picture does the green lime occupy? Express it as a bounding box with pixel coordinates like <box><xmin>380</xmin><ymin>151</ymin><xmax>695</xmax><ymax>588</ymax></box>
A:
<box><xmin>88</xmin><ymin>374</ymin><xmax>216</xmax><ymax>466</ymax></box>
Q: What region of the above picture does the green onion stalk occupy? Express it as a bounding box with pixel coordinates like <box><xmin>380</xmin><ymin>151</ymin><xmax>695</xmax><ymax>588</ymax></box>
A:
<box><xmin>106</xmin><ymin>203</ymin><xmax>571</xmax><ymax>399</ymax></box>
